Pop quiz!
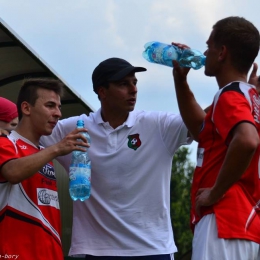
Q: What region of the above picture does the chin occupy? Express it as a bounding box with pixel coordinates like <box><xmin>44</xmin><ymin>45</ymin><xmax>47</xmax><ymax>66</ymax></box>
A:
<box><xmin>204</xmin><ymin>70</ymin><xmax>213</xmax><ymax>77</ymax></box>
<box><xmin>43</xmin><ymin>129</ymin><xmax>53</xmax><ymax>136</ymax></box>
<box><xmin>128</xmin><ymin>104</ymin><xmax>136</xmax><ymax>111</ymax></box>
<box><xmin>204</xmin><ymin>66</ymin><xmax>215</xmax><ymax>77</ymax></box>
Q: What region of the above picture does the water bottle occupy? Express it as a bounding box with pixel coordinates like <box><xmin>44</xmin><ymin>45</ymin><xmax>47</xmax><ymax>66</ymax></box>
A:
<box><xmin>142</xmin><ymin>41</ymin><xmax>206</xmax><ymax>70</ymax></box>
<box><xmin>69</xmin><ymin>120</ymin><xmax>91</xmax><ymax>201</ymax></box>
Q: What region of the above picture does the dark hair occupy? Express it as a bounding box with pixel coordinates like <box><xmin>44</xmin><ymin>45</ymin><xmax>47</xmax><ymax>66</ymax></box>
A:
<box><xmin>212</xmin><ymin>16</ymin><xmax>260</xmax><ymax>73</ymax></box>
<box><xmin>17</xmin><ymin>78</ymin><xmax>64</xmax><ymax>119</ymax></box>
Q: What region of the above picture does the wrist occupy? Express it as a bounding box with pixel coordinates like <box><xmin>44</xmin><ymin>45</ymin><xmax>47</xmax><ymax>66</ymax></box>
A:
<box><xmin>210</xmin><ymin>186</ymin><xmax>225</xmax><ymax>204</ymax></box>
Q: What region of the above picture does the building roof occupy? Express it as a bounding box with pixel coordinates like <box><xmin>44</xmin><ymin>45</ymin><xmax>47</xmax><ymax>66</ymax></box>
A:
<box><xmin>0</xmin><ymin>18</ymin><xmax>94</xmax><ymax>118</ymax></box>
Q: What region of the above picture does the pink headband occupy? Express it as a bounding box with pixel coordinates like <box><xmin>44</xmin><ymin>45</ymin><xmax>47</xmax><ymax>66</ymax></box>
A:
<box><xmin>0</xmin><ymin>97</ymin><xmax>18</xmax><ymax>122</ymax></box>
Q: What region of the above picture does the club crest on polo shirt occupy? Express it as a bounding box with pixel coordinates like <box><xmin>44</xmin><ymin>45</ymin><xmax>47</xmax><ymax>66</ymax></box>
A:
<box><xmin>127</xmin><ymin>134</ymin><xmax>141</xmax><ymax>150</ymax></box>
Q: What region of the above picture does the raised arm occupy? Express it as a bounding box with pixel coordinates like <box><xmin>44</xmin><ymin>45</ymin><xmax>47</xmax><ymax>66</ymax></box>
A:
<box><xmin>172</xmin><ymin>59</ymin><xmax>206</xmax><ymax>141</ymax></box>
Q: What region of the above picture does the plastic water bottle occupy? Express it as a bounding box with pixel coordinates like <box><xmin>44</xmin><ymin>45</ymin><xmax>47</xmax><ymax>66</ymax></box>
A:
<box><xmin>69</xmin><ymin>120</ymin><xmax>91</xmax><ymax>201</ymax></box>
<box><xmin>142</xmin><ymin>41</ymin><xmax>206</xmax><ymax>70</ymax></box>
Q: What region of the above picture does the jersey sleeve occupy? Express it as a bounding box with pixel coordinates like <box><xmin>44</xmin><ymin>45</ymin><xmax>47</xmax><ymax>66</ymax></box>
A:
<box><xmin>0</xmin><ymin>137</ymin><xmax>18</xmax><ymax>180</ymax></box>
<box><xmin>213</xmin><ymin>89</ymin><xmax>255</xmax><ymax>143</ymax></box>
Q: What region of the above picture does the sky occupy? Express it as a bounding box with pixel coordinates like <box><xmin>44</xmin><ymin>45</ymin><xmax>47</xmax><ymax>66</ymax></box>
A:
<box><xmin>0</xmin><ymin>0</ymin><xmax>260</xmax><ymax>163</ymax></box>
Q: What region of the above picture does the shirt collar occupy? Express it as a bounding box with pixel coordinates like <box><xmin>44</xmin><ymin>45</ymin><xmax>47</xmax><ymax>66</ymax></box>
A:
<box><xmin>94</xmin><ymin>108</ymin><xmax>137</xmax><ymax>128</ymax></box>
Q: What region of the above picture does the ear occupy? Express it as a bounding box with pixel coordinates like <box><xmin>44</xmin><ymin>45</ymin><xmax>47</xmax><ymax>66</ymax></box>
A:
<box><xmin>20</xmin><ymin>101</ymin><xmax>31</xmax><ymax>116</ymax></box>
<box><xmin>218</xmin><ymin>45</ymin><xmax>228</xmax><ymax>61</ymax></box>
<box><xmin>98</xmin><ymin>87</ymin><xmax>107</xmax><ymax>99</ymax></box>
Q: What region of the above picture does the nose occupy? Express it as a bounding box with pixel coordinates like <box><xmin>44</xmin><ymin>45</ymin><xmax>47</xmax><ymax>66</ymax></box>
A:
<box><xmin>129</xmin><ymin>83</ymin><xmax>137</xmax><ymax>94</ymax></box>
<box><xmin>54</xmin><ymin>106</ymin><xmax>62</xmax><ymax>119</ymax></box>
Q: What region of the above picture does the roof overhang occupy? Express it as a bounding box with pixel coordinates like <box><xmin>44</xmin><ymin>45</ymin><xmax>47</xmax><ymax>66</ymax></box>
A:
<box><xmin>0</xmin><ymin>18</ymin><xmax>94</xmax><ymax>118</ymax></box>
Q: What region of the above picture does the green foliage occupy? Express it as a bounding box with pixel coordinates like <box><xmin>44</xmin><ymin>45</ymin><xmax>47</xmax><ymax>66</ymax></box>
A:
<box><xmin>171</xmin><ymin>147</ymin><xmax>195</xmax><ymax>260</ymax></box>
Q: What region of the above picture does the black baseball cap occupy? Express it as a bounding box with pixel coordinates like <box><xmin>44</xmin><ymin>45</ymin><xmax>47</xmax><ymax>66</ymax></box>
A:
<box><xmin>92</xmin><ymin>58</ymin><xmax>147</xmax><ymax>94</ymax></box>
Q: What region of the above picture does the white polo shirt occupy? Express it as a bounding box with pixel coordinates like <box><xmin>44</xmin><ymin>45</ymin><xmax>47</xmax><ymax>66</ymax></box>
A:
<box><xmin>40</xmin><ymin>109</ymin><xmax>190</xmax><ymax>257</ymax></box>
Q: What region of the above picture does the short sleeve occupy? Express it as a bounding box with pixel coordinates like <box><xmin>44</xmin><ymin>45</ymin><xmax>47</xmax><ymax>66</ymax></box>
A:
<box><xmin>213</xmin><ymin>90</ymin><xmax>255</xmax><ymax>143</ymax></box>
<box><xmin>158</xmin><ymin>112</ymin><xmax>191</xmax><ymax>155</ymax></box>
<box><xmin>0</xmin><ymin>137</ymin><xmax>18</xmax><ymax>180</ymax></box>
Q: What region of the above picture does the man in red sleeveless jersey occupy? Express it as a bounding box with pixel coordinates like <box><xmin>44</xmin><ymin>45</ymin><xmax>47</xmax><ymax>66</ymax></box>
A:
<box><xmin>0</xmin><ymin>78</ymin><xmax>89</xmax><ymax>260</ymax></box>
<box><xmin>172</xmin><ymin>16</ymin><xmax>260</xmax><ymax>260</ymax></box>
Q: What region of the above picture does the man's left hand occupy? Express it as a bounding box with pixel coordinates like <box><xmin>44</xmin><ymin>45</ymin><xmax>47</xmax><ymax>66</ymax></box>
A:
<box><xmin>195</xmin><ymin>187</ymin><xmax>220</xmax><ymax>217</ymax></box>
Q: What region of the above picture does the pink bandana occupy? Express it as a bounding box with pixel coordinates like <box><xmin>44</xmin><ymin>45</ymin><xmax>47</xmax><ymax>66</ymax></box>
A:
<box><xmin>0</xmin><ymin>97</ymin><xmax>18</xmax><ymax>122</ymax></box>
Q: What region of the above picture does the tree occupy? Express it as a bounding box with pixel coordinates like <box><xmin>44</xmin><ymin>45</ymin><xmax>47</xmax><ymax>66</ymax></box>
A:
<box><xmin>171</xmin><ymin>146</ymin><xmax>195</xmax><ymax>260</ymax></box>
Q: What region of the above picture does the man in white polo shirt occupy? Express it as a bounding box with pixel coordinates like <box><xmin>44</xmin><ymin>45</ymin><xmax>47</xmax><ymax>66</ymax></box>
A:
<box><xmin>40</xmin><ymin>57</ymin><xmax>193</xmax><ymax>260</ymax></box>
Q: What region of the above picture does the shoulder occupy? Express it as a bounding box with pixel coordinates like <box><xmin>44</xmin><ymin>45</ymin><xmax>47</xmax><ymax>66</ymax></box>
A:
<box><xmin>213</xmin><ymin>82</ymin><xmax>254</xmax><ymax>107</ymax></box>
<box><xmin>0</xmin><ymin>135</ymin><xmax>10</xmax><ymax>146</ymax></box>
<box><xmin>59</xmin><ymin>114</ymin><xmax>89</xmax><ymax>124</ymax></box>
<box><xmin>0</xmin><ymin>134</ymin><xmax>14</xmax><ymax>143</ymax></box>
<box><xmin>221</xmin><ymin>81</ymin><xmax>255</xmax><ymax>96</ymax></box>
<box><xmin>133</xmin><ymin>110</ymin><xmax>179</xmax><ymax>119</ymax></box>
<box><xmin>0</xmin><ymin>135</ymin><xmax>17</xmax><ymax>152</ymax></box>
<box><xmin>132</xmin><ymin>110</ymin><xmax>183</xmax><ymax>127</ymax></box>
<box><xmin>56</xmin><ymin>114</ymin><xmax>90</xmax><ymax>130</ymax></box>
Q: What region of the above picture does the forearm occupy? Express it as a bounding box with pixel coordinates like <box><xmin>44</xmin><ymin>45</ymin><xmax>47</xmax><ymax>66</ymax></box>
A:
<box><xmin>1</xmin><ymin>126</ymin><xmax>89</xmax><ymax>184</ymax></box>
<box><xmin>174</xmin><ymin>77</ymin><xmax>206</xmax><ymax>140</ymax></box>
<box><xmin>1</xmin><ymin>145</ymin><xmax>61</xmax><ymax>184</ymax></box>
<box><xmin>210</xmin><ymin>130</ymin><xmax>258</xmax><ymax>201</ymax></box>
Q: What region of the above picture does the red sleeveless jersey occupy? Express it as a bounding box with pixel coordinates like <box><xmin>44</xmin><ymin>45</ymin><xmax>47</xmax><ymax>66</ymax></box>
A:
<box><xmin>0</xmin><ymin>132</ymin><xmax>63</xmax><ymax>260</ymax></box>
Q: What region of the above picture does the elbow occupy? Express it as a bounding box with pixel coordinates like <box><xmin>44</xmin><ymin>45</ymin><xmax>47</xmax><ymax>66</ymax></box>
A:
<box><xmin>247</xmin><ymin>133</ymin><xmax>260</xmax><ymax>150</ymax></box>
<box><xmin>250</xmin><ymin>137</ymin><xmax>260</xmax><ymax>152</ymax></box>
<box><xmin>188</xmin><ymin>130</ymin><xmax>200</xmax><ymax>142</ymax></box>
<box><xmin>232</xmin><ymin>124</ymin><xmax>260</xmax><ymax>155</ymax></box>
<box><xmin>1</xmin><ymin>169</ymin><xmax>23</xmax><ymax>184</ymax></box>
<box><xmin>187</xmin><ymin>124</ymin><xmax>203</xmax><ymax>142</ymax></box>
<box><xmin>8</xmin><ymin>178</ymin><xmax>22</xmax><ymax>185</ymax></box>
<box><xmin>193</xmin><ymin>135</ymin><xmax>200</xmax><ymax>142</ymax></box>
<box><xmin>240</xmin><ymin>135</ymin><xmax>260</xmax><ymax>155</ymax></box>
<box><xmin>5</xmin><ymin>175</ymin><xmax>22</xmax><ymax>185</ymax></box>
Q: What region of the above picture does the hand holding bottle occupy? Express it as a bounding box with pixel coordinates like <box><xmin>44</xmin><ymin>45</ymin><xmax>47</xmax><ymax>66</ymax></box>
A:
<box><xmin>171</xmin><ymin>42</ymin><xmax>191</xmax><ymax>50</ymax></box>
<box><xmin>54</xmin><ymin>128</ymin><xmax>89</xmax><ymax>156</ymax></box>
<box><xmin>171</xmin><ymin>42</ymin><xmax>192</xmax><ymax>84</ymax></box>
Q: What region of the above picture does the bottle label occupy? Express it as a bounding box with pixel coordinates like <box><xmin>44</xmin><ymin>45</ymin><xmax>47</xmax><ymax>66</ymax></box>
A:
<box><xmin>151</xmin><ymin>44</ymin><xmax>165</xmax><ymax>64</ymax></box>
<box><xmin>150</xmin><ymin>43</ymin><xmax>179</xmax><ymax>65</ymax></box>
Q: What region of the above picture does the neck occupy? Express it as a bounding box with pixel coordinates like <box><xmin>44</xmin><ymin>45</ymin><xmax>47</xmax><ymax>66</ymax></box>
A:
<box><xmin>15</xmin><ymin>123</ymin><xmax>40</xmax><ymax>147</ymax></box>
<box><xmin>100</xmin><ymin>108</ymin><xmax>129</xmax><ymax>129</ymax></box>
<box><xmin>216</xmin><ymin>69</ymin><xmax>248</xmax><ymax>89</ymax></box>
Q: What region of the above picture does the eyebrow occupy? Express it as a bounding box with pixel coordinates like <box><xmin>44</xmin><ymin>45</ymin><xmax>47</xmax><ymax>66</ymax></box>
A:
<box><xmin>45</xmin><ymin>101</ymin><xmax>61</xmax><ymax>108</ymax></box>
<box><xmin>46</xmin><ymin>101</ymin><xmax>60</xmax><ymax>105</ymax></box>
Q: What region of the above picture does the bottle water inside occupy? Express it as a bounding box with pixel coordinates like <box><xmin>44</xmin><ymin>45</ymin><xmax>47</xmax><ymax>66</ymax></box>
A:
<box><xmin>142</xmin><ymin>41</ymin><xmax>206</xmax><ymax>70</ymax></box>
<box><xmin>69</xmin><ymin>120</ymin><xmax>91</xmax><ymax>201</ymax></box>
